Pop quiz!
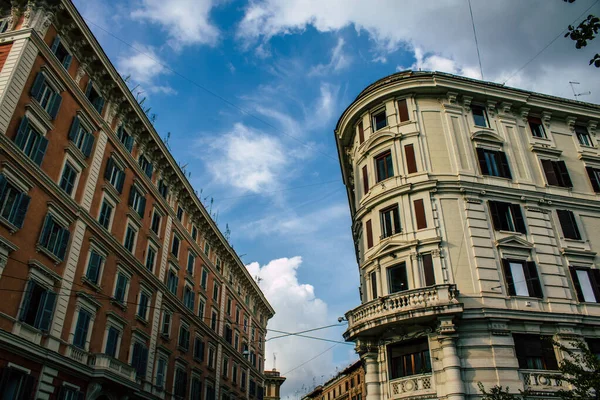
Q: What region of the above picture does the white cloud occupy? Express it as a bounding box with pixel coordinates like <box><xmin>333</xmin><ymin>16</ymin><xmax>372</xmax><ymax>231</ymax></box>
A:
<box><xmin>309</xmin><ymin>38</ymin><xmax>351</xmax><ymax>76</ymax></box>
<box><xmin>131</xmin><ymin>0</ymin><xmax>219</xmax><ymax>48</ymax></box>
<box><xmin>117</xmin><ymin>43</ymin><xmax>175</xmax><ymax>95</ymax></box>
<box><xmin>246</xmin><ymin>257</ymin><xmax>339</xmax><ymax>398</ymax></box>
<box><xmin>398</xmin><ymin>47</ymin><xmax>481</xmax><ymax>79</ymax></box>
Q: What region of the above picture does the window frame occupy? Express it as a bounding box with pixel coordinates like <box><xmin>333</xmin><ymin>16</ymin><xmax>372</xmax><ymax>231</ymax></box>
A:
<box><xmin>471</xmin><ymin>104</ymin><xmax>489</xmax><ymax>128</ymax></box>
<box><xmin>375</xmin><ymin>150</ymin><xmax>394</xmax><ymax>182</ymax></box>
<box><xmin>372</xmin><ymin>108</ymin><xmax>387</xmax><ymax>131</ymax></box>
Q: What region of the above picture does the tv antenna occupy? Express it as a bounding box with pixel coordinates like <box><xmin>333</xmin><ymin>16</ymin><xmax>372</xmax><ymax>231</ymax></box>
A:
<box><xmin>273</xmin><ymin>353</ymin><xmax>277</xmax><ymax>370</ymax></box>
<box><xmin>569</xmin><ymin>81</ymin><xmax>591</xmax><ymax>100</ymax></box>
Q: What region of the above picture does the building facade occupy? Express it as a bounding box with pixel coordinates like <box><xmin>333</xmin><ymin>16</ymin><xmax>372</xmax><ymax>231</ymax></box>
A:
<box><xmin>302</xmin><ymin>360</ymin><xmax>365</xmax><ymax>400</ymax></box>
<box><xmin>263</xmin><ymin>369</ymin><xmax>285</xmax><ymax>400</ymax></box>
<box><xmin>335</xmin><ymin>71</ymin><xmax>600</xmax><ymax>400</ymax></box>
<box><xmin>0</xmin><ymin>1</ymin><xmax>274</xmax><ymax>399</ymax></box>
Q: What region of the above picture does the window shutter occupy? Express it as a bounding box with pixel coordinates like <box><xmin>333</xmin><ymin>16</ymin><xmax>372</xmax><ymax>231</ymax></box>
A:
<box><xmin>63</xmin><ymin>54</ymin><xmax>73</xmax><ymax>70</ymax></box>
<box><xmin>362</xmin><ymin>165</ymin><xmax>369</xmax><ymax>196</ymax></box>
<box><xmin>398</xmin><ymin>99</ymin><xmax>409</xmax><ymax>122</ymax></box>
<box><xmin>476</xmin><ymin>148</ymin><xmax>488</xmax><ymax>175</ymax></box>
<box><xmin>370</xmin><ymin>271</ymin><xmax>377</xmax><ymax>299</ymax></box>
<box><xmin>116</xmin><ymin>169</ymin><xmax>125</xmax><ymax>194</ymax></box>
<box><xmin>0</xmin><ymin>174</ymin><xmax>6</xmax><ymax>200</ymax></box>
<box><xmin>414</xmin><ymin>199</ymin><xmax>427</xmax><ymax>229</ymax></box>
<box><xmin>358</xmin><ymin>121</ymin><xmax>364</xmax><ymax>144</ymax></box>
<box><xmin>131</xmin><ymin>342</ymin><xmax>140</xmax><ymax>369</ymax></box>
<box><xmin>21</xmin><ymin>374</ymin><xmax>36</xmax><ymax>399</ymax></box>
<box><xmin>140</xmin><ymin>346</ymin><xmax>148</xmax><ymax>377</ymax></box>
<box><xmin>488</xmin><ymin>201</ymin><xmax>501</xmax><ymax>231</ymax></box>
<box><xmin>586</xmin><ymin>167</ymin><xmax>600</xmax><ymax>192</ymax></box>
<box><xmin>30</xmin><ymin>73</ymin><xmax>45</xmax><ymax>100</ymax></box>
<box><xmin>85</xmin><ymin>80</ymin><xmax>93</xmax><ymax>97</ymax></box>
<box><xmin>57</xmin><ymin>228</ymin><xmax>70</xmax><ymax>260</ymax></box>
<box><xmin>11</xmin><ymin>192</ymin><xmax>30</xmax><ymax>228</ymax></box>
<box><xmin>37</xmin><ymin>291</ymin><xmax>56</xmax><ymax>331</ymax></box>
<box><xmin>557</xmin><ymin>161</ymin><xmax>573</xmax><ymax>188</ymax></box>
<box><xmin>39</xmin><ymin>214</ymin><xmax>53</xmax><ymax>247</ymax></box>
<box><xmin>68</xmin><ymin>116</ymin><xmax>81</xmax><ymax>142</ymax></box>
<box><xmin>19</xmin><ymin>280</ymin><xmax>34</xmax><ymax>321</ymax></box>
<box><xmin>365</xmin><ymin>220</ymin><xmax>373</xmax><ymax>249</ymax></box>
<box><xmin>557</xmin><ymin>210</ymin><xmax>580</xmax><ymax>240</ymax></box>
<box><xmin>88</xmin><ymin>252</ymin><xmax>101</xmax><ymax>282</ymax></box>
<box><xmin>525</xmin><ymin>261</ymin><xmax>543</xmax><ymax>298</ymax></box>
<box><xmin>510</xmin><ymin>204</ymin><xmax>527</xmax><ymax>234</ymax></box>
<box><xmin>104</xmin><ymin>158</ymin><xmax>114</xmax><ymax>180</ymax></box>
<box><xmin>146</xmin><ymin>162</ymin><xmax>153</xmax><ymax>179</ymax></box>
<box><xmin>422</xmin><ymin>253</ymin><xmax>435</xmax><ymax>286</ymax></box>
<box><xmin>541</xmin><ymin>340</ymin><xmax>558</xmax><ymax>370</ymax></box>
<box><xmin>404</xmin><ymin>144</ymin><xmax>417</xmax><ymax>174</ymax></box>
<box><xmin>48</xmin><ymin>93</ymin><xmax>62</xmax><ymax>119</ymax></box>
<box><xmin>128</xmin><ymin>186</ymin><xmax>136</xmax><ymax>207</ymax></box>
<box><xmin>502</xmin><ymin>259</ymin><xmax>516</xmax><ymax>296</ymax></box>
<box><xmin>569</xmin><ymin>267</ymin><xmax>585</xmax><ymax>302</ymax></box>
<box><xmin>589</xmin><ymin>269</ymin><xmax>600</xmax><ymax>303</ymax></box>
<box><xmin>14</xmin><ymin>116</ymin><xmax>30</xmax><ymax>149</ymax></box>
<box><xmin>32</xmin><ymin>135</ymin><xmax>48</xmax><ymax>166</ymax></box>
<box><xmin>125</xmin><ymin>135</ymin><xmax>134</xmax><ymax>152</ymax></box>
<box><xmin>95</xmin><ymin>97</ymin><xmax>105</xmax><ymax>114</ymax></box>
<box><xmin>498</xmin><ymin>151</ymin><xmax>512</xmax><ymax>179</ymax></box>
<box><xmin>50</xmin><ymin>36</ymin><xmax>61</xmax><ymax>53</ymax></box>
<box><xmin>82</xmin><ymin>132</ymin><xmax>95</xmax><ymax>158</ymax></box>
<box><xmin>541</xmin><ymin>159</ymin><xmax>558</xmax><ymax>186</ymax></box>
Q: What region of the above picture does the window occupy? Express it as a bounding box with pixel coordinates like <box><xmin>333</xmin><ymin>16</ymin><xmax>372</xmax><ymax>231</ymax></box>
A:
<box><xmin>30</xmin><ymin>73</ymin><xmax>62</xmax><ymax>119</ymax></box>
<box><xmin>178</xmin><ymin>324</ymin><xmax>190</xmax><ymax>351</ymax></box>
<box><xmin>85</xmin><ymin>80</ymin><xmax>105</xmax><ymax>115</ymax></box>
<box><xmin>0</xmin><ymin>174</ymin><xmax>30</xmax><ymax>228</ymax></box>
<box><xmin>113</xmin><ymin>272</ymin><xmax>129</xmax><ymax>303</ymax></box>
<box><xmin>372</xmin><ymin>108</ymin><xmax>387</xmax><ymax>131</ymax></box>
<box><xmin>208</xmin><ymin>346</ymin><xmax>215</xmax><ymax>368</ymax></box>
<box><xmin>58</xmin><ymin>385</ymin><xmax>82</xmax><ymax>400</ymax></box>
<box><xmin>476</xmin><ymin>148</ymin><xmax>512</xmax><ymax>179</ymax></box>
<box><xmin>513</xmin><ymin>334</ymin><xmax>558</xmax><ymax>370</ymax></box>
<box><xmin>216</xmin><ymin>258</ymin><xmax>222</xmax><ymax>272</ymax></box>
<box><xmin>191</xmin><ymin>377</ymin><xmax>202</xmax><ymax>399</ymax></box>
<box><xmin>398</xmin><ymin>99</ymin><xmax>410</xmax><ymax>122</ymax></box>
<box><xmin>104</xmin><ymin>158</ymin><xmax>125</xmax><ymax>194</ymax></box>
<box><xmin>232</xmin><ymin>363</ymin><xmax>238</xmax><ymax>384</ymax></box>
<box><xmin>116</xmin><ymin>125</ymin><xmax>134</xmax><ymax>152</ymax></box>
<box><xmin>250</xmin><ymin>380</ymin><xmax>256</xmax><ymax>397</ymax></box>
<box><xmin>225</xmin><ymin>325</ymin><xmax>233</xmax><ymax>345</ymax></box>
<box><xmin>183</xmin><ymin>286</ymin><xmax>195</xmax><ymax>311</ymax></box>
<box><xmin>223</xmin><ymin>357</ymin><xmax>229</xmax><ymax>378</ymax></box>
<box><xmin>138</xmin><ymin>155</ymin><xmax>153</xmax><ymax>179</ymax></box>
<box><xmin>130</xmin><ymin>341</ymin><xmax>149</xmax><ymax>378</ymax></box>
<box><xmin>98</xmin><ymin>198</ymin><xmax>113</xmax><ymax>229</ymax></box>
<box><xmin>388</xmin><ymin>338</ymin><xmax>431</xmax><ymax>379</ymax></box>
<box><xmin>194</xmin><ymin>336</ymin><xmax>205</xmax><ymax>361</ymax></box>
<box><xmin>158</xmin><ymin>179</ymin><xmax>168</xmax><ymax>198</ymax></box>
<box><xmin>204</xmin><ymin>242</ymin><xmax>210</xmax><ymax>256</ymax></box>
<box><xmin>557</xmin><ymin>209</ymin><xmax>581</xmax><ymax>240</ymax></box>
<box><xmin>105</xmin><ymin>326</ymin><xmax>120</xmax><ymax>357</ymax></box>
<box><xmin>488</xmin><ymin>201</ymin><xmax>526</xmax><ymax>233</ymax></box>
<box><xmin>422</xmin><ymin>254</ymin><xmax>435</xmax><ymax>287</ymax></box>
<box><xmin>213</xmin><ymin>282</ymin><xmax>220</xmax><ymax>302</ymax></box>
<box><xmin>177</xmin><ymin>206</ymin><xmax>184</xmax><ymax>221</ymax></box>
<box><xmin>18</xmin><ymin>280</ymin><xmax>56</xmax><ymax>331</ymax></box>
<box><xmin>370</xmin><ymin>271</ymin><xmax>377</xmax><ymax>299</ymax></box>
<box><xmin>161</xmin><ymin>311</ymin><xmax>171</xmax><ymax>337</ymax></box>
<box><xmin>73</xmin><ymin>308</ymin><xmax>91</xmax><ymax>349</ymax></box>
<box><xmin>541</xmin><ymin>159</ymin><xmax>572</xmax><ymax>188</ymax></box>
<box><xmin>414</xmin><ymin>199</ymin><xmax>427</xmax><ymax>230</ymax></box>
<box><xmin>0</xmin><ymin>367</ymin><xmax>35</xmax><ymax>400</ymax></box>
<box><xmin>235</xmin><ymin>308</ymin><xmax>240</xmax><ymax>323</ymax></box>
<box><xmin>528</xmin><ymin>117</ymin><xmax>546</xmax><ymax>138</ymax></box>
<box><xmin>151</xmin><ymin>210</ymin><xmax>161</xmax><ymax>234</ymax></box>
<box><xmin>187</xmin><ymin>252</ymin><xmax>195</xmax><ymax>275</ymax></box>
<box><xmin>365</xmin><ymin>219</ymin><xmax>373</xmax><ymax>249</ymax></box>
<box><xmin>227</xmin><ymin>297</ymin><xmax>232</xmax><ymax>315</ymax></box>
<box><xmin>123</xmin><ymin>224</ymin><xmax>137</xmax><ymax>253</ymax></box>
<box><xmin>585</xmin><ymin>166</ymin><xmax>600</xmax><ymax>193</ymax></box>
<box><xmin>173</xmin><ymin>367</ymin><xmax>187</xmax><ymax>399</ymax></box>
<box><xmin>380</xmin><ymin>205</ymin><xmax>401</xmax><ymax>238</ymax></box>
<box><xmin>171</xmin><ymin>235</ymin><xmax>180</xmax><ymax>258</ymax></box>
<box><xmin>191</xmin><ymin>225</ymin><xmax>198</xmax><ymax>241</ymax></box>
<box><xmin>67</xmin><ymin>116</ymin><xmax>95</xmax><ymax>157</ymax></box>
<box><xmin>569</xmin><ymin>267</ymin><xmax>600</xmax><ymax>303</ymax></box>
<box><xmin>85</xmin><ymin>250</ymin><xmax>104</xmax><ymax>284</ymax></box>
<box><xmin>128</xmin><ymin>186</ymin><xmax>146</xmax><ymax>217</ymax></box>
<box><xmin>211</xmin><ymin>310</ymin><xmax>218</xmax><ymax>331</ymax></box>
<box><xmin>357</xmin><ymin>120</ymin><xmax>364</xmax><ymax>144</ymax></box>
<box><xmin>50</xmin><ymin>36</ymin><xmax>72</xmax><ymax>69</ymax></box>
<box><xmin>198</xmin><ymin>298</ymin><xmax>206</xmax><ymax>320</ymax></box>
<box><xmin>59</xmin><ymin>162</ymin><xmax>78</xmax><ymax>196</ymax></box>
<box><xmin>137</xmin><ymin>290</ymin><xmax>150</xmax><ymax>320</ymax></box>
<box><xmin>587</xmin><ymin>338</ymin><xmax>600</xmax><ymax>359</ymax></box>
<box><xmin>501</xmin><ymin>259</ymin><xmax>543</xmax><ymax>298</ymax></box>
<box><xmin>404</xmin><ymin>144</ymin><xmax>417</xmax><ymax>174</ymax></box>
<box><xmin>471</xmin><ymin>105</ymin><xmax>489</xmax><ymax>127</ymax></box>
<box><xmin>155</xmin><ymin>357</ymin><xmax>167</xmax><ymax>389</ymax></box>
<box><xmin>575</xmin><ymin>125</ymin><xmax>592</xmax><ymax>146</ymax></box>
<box><xmin>167</xmin><ymin>269</ymin><xmax>178</xmax><ymax>295</ymax></box>
<box><xmin>201</xmin><ymin>268</ymin><xmax>208</xmax><ymax>289</ymax></box>
<box><xmin>234</xmin><ymin>332</ymin><xmax>239</xmax><ymax>350</ymax></box>
<box><xmin>145</xmin><ymin>245</ymin><xmax>157</xmax><ymax>272</ymax></box>
<box><xmin>244</xmin><ymin>317</ymin><xmax>248</xmax><ymax>332</ymax></box>
<box><xmin>241</xmin><ymin>371</ymin><xmax>247</xmax><ymax>389</ymax></box>
<box><xmin>39</xmin><ymin>214</ymin><xmax>70</xmax><ymax>260</ymax></box>
<box><xmin>13</xmin><ymin>117</ymin><xmax>48</xmax><ymax>166</ymax></box>
<box><xmin>388</xmin><ymin>263</ymin><xmax>408</xmax><ymax>294</ymax></box>
<box><xmin>375</xmin><ymin>151</ymin><xmax>394</xmax><ymax>182</ymax></box>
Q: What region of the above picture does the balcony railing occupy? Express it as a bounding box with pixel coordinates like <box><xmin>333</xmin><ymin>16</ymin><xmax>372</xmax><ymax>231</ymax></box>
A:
<box><xmin>66</xmin><ymin>345</ymin><xmax>89</xmax><ymax>364</ymax></box>
<box><xmin>520</xmin><ymin>370</ymin><xmax>564</xmax><ymax>392</ymax></box>
<box><xmin>89</xmin><ymin>354</ymin><xmax>137</xmax><ymax>382</ymax></box>
<box><xmin>389</xmin><ymin>373</ymin><xmax>435</xmax><ymax>400</ymax></box>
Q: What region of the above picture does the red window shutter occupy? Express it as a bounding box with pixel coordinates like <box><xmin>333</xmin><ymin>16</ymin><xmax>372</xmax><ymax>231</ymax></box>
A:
<box><xmin>398</xmin><ymin>99</ymin><xmax>409</xmax><ymax>122</ymax></box>
<box><xmin>362</xmin><ymin>165</ymin><xmax>369</xmax><ymax>196</ymax></box>
<box><xmin>422</xmin><ymin>254</ymin><xmax>435</xmax><ymax>286</ymax></box>
<box><xmin>404</xmin><ymin>144</ymin><xmax>417</xmax><ymax>174</ymax></box>
<box><xmin>365</xmin><ymin>220</ymin><xmax>373</xmax><ymax>249</ymax></box>
<box><xmin>414</xmin><ymin>199</ymin><xmax>427</xmax><ymax>229</ymax></box>
<box><xmin>358</xmin><ymin>121</ymin><xmax>364</xmax><ymax>144</ymax></box>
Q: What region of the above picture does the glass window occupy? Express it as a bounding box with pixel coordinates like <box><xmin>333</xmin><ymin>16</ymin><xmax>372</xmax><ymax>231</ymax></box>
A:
<box><xmin>85</xmin><ymin>250</ymin><xmax>103</xmax><ymax>284</ymax></box>
<box><xmin>388</xmin><ymin>263</ymin><xmax>408</xmax><ymax>294</ymax></box>
<box><xmin>145</xmin><ymin>245</ymin><xmax>157</xmax><ymax>272</ymax></box>
<box><xmin>123</xmin><ymin>224</ymin><xmax>137</xmax><ymax>253</ymax></box>
<box><xmin>569</xmin><ymin>267</ymin><xmax>600</xmax><ymax>303</ymax></box>
<box><xmin>167</xmin><ymin>270</ymin><xmax>178</xmax><ymax>295</ymax></box>
<box><xmin>372</xmin><ymin>109</ymin><xmax>387</xmax><ymax>131</ymax></box>
<box><xmin>194</xmin><ymin>337</ymin><xmax>205</xmax><ymax>361</ymax></box>
<box><xmin>184</xmin><ymin>286</ymin><xmax>195</xmax><ymax>311</ymax></box>
<box><xmin>528</xmin><ymin>117</ymin><xmax>546</xmax><ymax>138</ymax></box>
<box><xmin>0</xmin><ymin>174</ymin><xmax>30</xmax><ymax>228</ymax></box>
<box><xmin>155</xmin><ymin>358</ymin><xmax>166</xmax><ymax>389</ymax></box>
<box><xmin>513</xmin><ymin>334</ymin><xmax>558</xmax><ymax>370</ymax></box>
<box><xmin>502</xmin><ymin>259</ymin><xmax>543</xmax><ymax>298</ymax></box>
<box><xmin>575</xmin><ymin>125</ymin><xmax>592</xmax><ymax>146</ymax></box>
<box><xmin>171</xmin><ymin>235</ymin><xmax>180</xmax><ymax>257</ymax></box>
<box><xmin>380</xmin><ymin>205</ymin><xmax>401</xmax><ymax>238</ymax></box>
<box><xmin>50</xmin><ymin>36</ymin><xmax>72</xmax><ymax>69</ymax></box>
<box><xmin>557</xmin><ymin>209</ymin><xmax>581</xmax><ymax>240</ymax></box>
<box><xmin>98</xmin><ymin>199</ymin><xmax>113</xmax><ymax>229</ymax></box>
<box><xmin>177</xmin><ymin>206</ymin><xmax>184</xmax><ymax>221</ymax></box>
<box><xmin>201</xmin><ymin>269</ymin><xmax>208</xmax><ymax>289</ymax></box>
<box><xmin>476</xmin><ymin>148</ymin><xmax>512</xmax><ymax>179</ymax></box>
<box><xmin>187</xmin><ymin>252</ymin><xmax>195</xmax><ymax>275</ymax></box>
<box><xmin>471</xmin><ymin>105</ymin><xmax>489</xmax><ymax>127</ymax></box>
<box><xmin>105</xmin><ymin>326</ymin><xmax>119</xmax><ymax>357</ymax></box>
<box><xmin>541</xmin><ymin>159</ymin><xmax>572</xmax><ymax>188</ymax></box>
<box><xmin>488</xmin><ymin>201</ymin><xmax>526</xmax><ymax>233</ymax></box>
<box><xmin>13</xmin><ymin>117</ymin><xmax>48</xmax><ymax>166</ymax></box>
<box><xmin>39</xmin><ymin>214</ymin><xmax>70</xmax><ymax>260</ymax></box>
<box><xmin>211</xmin><ymin>311</ymin><xmax>218</xmax><ymax>331</ymax></box>
<box><xmin>375</xmin><ymin>151</ymin><xmax>394</xmax><ymax>182</ymax></box>
<box><xmin>113</xmin><ymin>272</ymin><xmax>129</xmax><ymax>303</ymax></box>
<box><xmin>178</xmin><ymin>324</ymin><xmax>190</xmax><ymax>350</ymax></box>
<box><xmin>67</xmin><ymin>117</ymin><xmax>94</xmax><ymax>157</ymax></box>
<box><xmin>137</xmin><ymin>291</ymin><xmax>149</xmax><ymax>319</ymax></box>
<box><xmin>0</xmin><ymin>367</ymin><xmax>34</xmax><ymax>400</ymax></box>
<box><xmin>198</xmin><ymin>298</ymin><xmax>206</xmax><ymax>319</ymax></box>
<box><xmin>30</xmin><ymin>73</ymin><xmax>61</xmax><ymax>118</ymax></box>
<box><xmin>151</xmin><ymin>210</ymin><xmax>161</xmax><ymax>234</ymax></box>
<box><xmin>18</xmin><ymin>280</ymin><xmax>56</xmax><ymax>331</ymax></box>
<box><xmin>59</xmin><ymin>162</ymin><xmax>78</xmax><ymax>196</ymax></box>
<box><xmin>130</xmin><ymin>341</ymin><xmax>148</xmax><ymax>378</ymax></box>
<box><xmin>128</xmin><ymin>187</ymin><xmax>145</xmax><ymax>217</ymax></box>
<box><xmin>105</xmin><ymin>158</ymin><xmax>125</xmax><ymax>193</ymax></box>
<box><xmin>116</xmin><ymin>125</ymin><xmax>134</xmax><ymax>152</ymax></box>
<box><xmin>388</xmin><ymin>338</ymin><xmax>431</xmax><ymax>379</ymax></box>
<box><xmin>161</xmin><ymin>311</ymin><xmax>171</xmax><ymax>337</ymax></box>
<box><xmin>73</xmin><ymin>309</ymin><xmax>91</xmax><ymax>349</ymax></box>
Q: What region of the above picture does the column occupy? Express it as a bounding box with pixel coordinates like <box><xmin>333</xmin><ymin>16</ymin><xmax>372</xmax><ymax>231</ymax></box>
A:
<box><xmin>438</xmin><ymin>318</ymin><xmax>465</xmax><ymax>400</ymax></box>
<box><xmin>362</xmin><ymin>351</ymin><xmax>380</xmax><ymax>400</ymax></box>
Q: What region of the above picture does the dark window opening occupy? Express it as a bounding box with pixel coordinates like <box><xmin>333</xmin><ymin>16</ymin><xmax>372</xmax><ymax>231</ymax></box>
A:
<box><xmin>388</xmin><ymin>338</ymin><xmax>431</xmax><ymax>379</ymax></box>
<box><xmin>375</xmin><ymin>151</ymin><xmax>394</xmax><ymax>182</ymax></box>
<box><xmin>471</xmin><ymin>105</ymin><xmax>489</xmax><ymax>127</ymax></box>
<box><xmin>476</xmin><ymin>148</ymin><xmax>512</xmax><ymax>179</ymax></box>
<box><xmin>557</xmin><ymin>209</ymin><xmax>581</xmax><ymax>240</ymax></box>
<box><xmin>372</xmin><ymin>109</ymin><xmax>387</xmax><ymax>131</ymax></box>
<box><xmin>513</xmin><ymin>334</ymin><xmax>558</xmax><ymax>370</ymax></box>
<box><xmin>488</xmin><ymin>201</ymin><xmax>526</xmax><ymax>234</ymax></box>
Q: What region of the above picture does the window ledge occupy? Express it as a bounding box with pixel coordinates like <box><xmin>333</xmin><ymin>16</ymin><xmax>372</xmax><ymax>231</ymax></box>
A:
<box><xmin>148</xmin><ymin>229</ymin><xmax>161</xmax><ymax>244</ymax></box>
<box><xmin>35</xmin><ymin>244</ymin><xmax>62</xmax><ymax>265</ymax></box>
<box><xmin>127</xmin><ymin>208</ymin><xmax>143</xmax><ymax>225</ymax></box>
<box><xmin>64</xmin><ymin>142</ymin><xmax>88</xmax><ymax>170</ymax></box>
<box><xmin>177</xmin><ymin>345</ymin><xmax>189</xmax><ymax>353</ymax></box>
<box><xmin>160</xmin><ymin>334</ymin><xmax>170</xmax><ymax>342</ymax></box>
<box><xmin>110</xmin><ymin>298</ymin><xmax>127</xmax><ymax>311</ymax></box>
<box><xmin>482</xmin><ymin>175</ymin><xmax>513</xmax><ymax>181</ymax></box>
<box><xmin>102</xmin><ymin>184</ymin><xmax>121</xmax><ymax>203</ymax></box>
<box><xmin>563</xmin><ymin>238</ymin><xmax>586</xmax><ymax>246</ymax></box>
<box><xmin>135</xmin><ymin>315</ymin><xmax>148</xmax><ymax>326</ymax></box>
<box><xmin>497</xmin><ymin>230</ymin><xmax>523</xmax><ymax>236</ymax></box>
<box><xmin>81</xmin><ymin>276</ymin><xmax>102</xmax><ymax>292</ymax></box>
<box><xmin>0</xmin><ymin>216</ymin><xmax>19</xmax><ymax>234</ymax></box>
<box><xmin>25</xmin><ymin>102</ymin><xmax>54</xmax><ymax>132</ymax></box>
<box><xmin>168</xmin><ymin>254</ymin><xmax>180</xmax><ymax>266</ymax></box>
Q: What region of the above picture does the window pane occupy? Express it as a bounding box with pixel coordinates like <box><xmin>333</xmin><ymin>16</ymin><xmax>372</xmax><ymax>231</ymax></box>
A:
<box><xmin>388</xmin><ymin>264</ymin><xmax>408</xmax><ymax>293</ymax></box>
<box><xmin>576</xmin><ymin>270</ymin><xmax>596</xmax><ymax>302</ymax></box>
<box><xmin>509</xmin><ymin>262</ymin><xmax>529</xmax><ymax>296</ymax></box>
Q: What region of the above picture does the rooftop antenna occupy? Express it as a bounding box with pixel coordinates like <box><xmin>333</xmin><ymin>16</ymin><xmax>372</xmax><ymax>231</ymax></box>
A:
<box><xmin>255</xmin><ymin>275</ymin><xmax>263</xmax><ymax>285</ymax></box>
<box><xmin>569</xmin><ymin>81</ymin><xmax>591</xmax><ymax>100</ymax></box>
<box><xmin>273</xmin><ymin>353</ymin><xmax>277</xmax><ymax>370</ymax></box>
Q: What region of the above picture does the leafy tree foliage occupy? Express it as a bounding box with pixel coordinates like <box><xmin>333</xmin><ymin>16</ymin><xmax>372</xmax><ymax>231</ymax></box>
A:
<box><xmin>554</xmin><ymin>340</ymin><xmax>600</xmax><ymax>400</ymax></box>
<box><xmin>478</xmin><ymin>383</ymin><xmax>526</xmax><ymax>400</ymax></box>
<box><xmin>564</xmin><ymin>0</ymin><xmax>600</xmax><ymax>67</ymax></box>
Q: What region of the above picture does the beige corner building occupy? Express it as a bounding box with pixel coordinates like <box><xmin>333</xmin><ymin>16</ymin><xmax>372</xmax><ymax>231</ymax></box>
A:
<box><xmin>335</xmin><ymin>71</ymin><xmax>600</xmax><ymax>400</ymax></box>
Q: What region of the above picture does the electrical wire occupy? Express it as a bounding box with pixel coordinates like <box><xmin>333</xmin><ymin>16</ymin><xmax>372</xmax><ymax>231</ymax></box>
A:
<box><xmin>467</xmin><ymin>0</ymin><xmax>484</xmax><ymax>81</ymax></box>
<box><xmin>281</xmin><ymin>344</ymin><xmax>339</xmax><ymax>376</ymax></box>
<box><xmin>217</xmin><ymin>180</ymin><xmax>340</xmax><ymax>201</ymax></box>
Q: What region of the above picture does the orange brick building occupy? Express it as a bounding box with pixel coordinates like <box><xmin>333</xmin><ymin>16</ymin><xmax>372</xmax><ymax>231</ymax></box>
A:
<box><xmin>303</xmin><ymin>360</ymin><xmax>365</xmax><ymax>400</ymax></box>
<box><xmin>0</xmin><ymin>1</ymin><xmax>274</xmax><ymax>399</ymax></box>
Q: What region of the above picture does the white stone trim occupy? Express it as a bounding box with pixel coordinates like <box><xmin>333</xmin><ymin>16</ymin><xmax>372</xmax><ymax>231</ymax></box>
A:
<box><xmin>81</xmin><ymin>130</ymin><xmax>107</xmax><ymax>212</ymax></box>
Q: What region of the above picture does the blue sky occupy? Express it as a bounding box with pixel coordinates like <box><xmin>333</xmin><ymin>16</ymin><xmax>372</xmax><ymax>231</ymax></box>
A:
<box><xmin>73</xmin><ymin>0</ymin><xmax>600</xmax><ymax>397</ymax></box>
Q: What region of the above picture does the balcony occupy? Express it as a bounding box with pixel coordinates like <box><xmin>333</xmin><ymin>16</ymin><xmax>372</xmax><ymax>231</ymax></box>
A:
<box><xmin>89</xmin><ymin>354</ymin><xmax>137</xmax><ymax>382</ymax></box>
<box><xmin>344</xmin><ymin>284</ymin><xmax>462</xmax><ymax>341</ymax></box>
<box><xmin>66</xmin><ymin>344</ymin><xmax>89</xmax><ymax>364</ymax></box>
<box><xmin>389</xmin><ymin>373</ymin><xmax>435</xmax><ymax>400</ymax></box>
<box><xmin>520</xmin><ymin>370</ymin><xmax>565</xmax><ymax>393</ymax></box>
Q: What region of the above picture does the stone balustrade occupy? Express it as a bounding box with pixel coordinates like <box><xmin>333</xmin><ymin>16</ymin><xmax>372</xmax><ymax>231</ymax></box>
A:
<box><xmin>388</xmin><ymin>373</ymin><xmax>435</xmax><ymax>400</ymax></box>
<box><xmin>89</xmin><ymin>354</ymin><xmax>137</xmax><ymax>382</ymax></box>
<box><xmin>66</xmin><ymin>345</ymin><xmax>88</xmax><ymax>364</ymax></box>
<box><xmin>520</xmin><ymin>370</ymin><xmax>564</xmax><ymax>392</ymax></box>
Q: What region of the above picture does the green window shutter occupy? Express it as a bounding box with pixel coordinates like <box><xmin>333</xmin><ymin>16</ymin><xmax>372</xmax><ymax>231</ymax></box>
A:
<box><xmin>18</xmin><ymin>280</ymin><xmax>35</xmax><ymax>321</ymax></box>
<box><xmin>14</xmin><ymin>116</ymin><xmax>30</xmax><ymax>150</ymax></box>
<box><xmin>510</xmin><ymin>204</ymin><xmax>527</xmax><ymax>234</ymax></box>
<box><xmin>30</xmin><ymin>73</ymin><xmax>45</xmax><ymax>100</ymax></box>
<box><xmin>68</xmin><ymin>116</ymin><xmax>81</xmax><ymax>142</ymax></box>
<box><xmin>10</xmin><ymin>192</ymin><xmax>30</xmax><ymax>228</ymax></box>
<box><xmin>32</xmin><ymin>135</ymin><xmax>48</xmax><ymax>166</ymax></box>
<box><xmin>104</xmin><ymin>157</ymin><xmax>114</xmax><ymax>180</ymax></box>
<box><xmin>502</xmin><ymin>259</ymin><xmax>516</xmax><ymax>296</ymax></box>
<box><xmin>85</xmin><ymin>80</ymin><xmax>93</xmax><ymax>97</ymax></box>
<box><xmin>48</xmin><ymin>93</ymin><xmax>62</xmax><ymax>119</ymax></box>
<box><xmin>57</xmin><ymin>227</ymin><xmax>70</xmax><ymax>260</ymax></box>
<box><xmin>82</xmin><ymin>132</ymin><xmax>95</xmax><ymax>157</ymax></box>
<box><xmin>116</xmin><ymin>169</ymin><xmax>125</xmax><ymax>193</ymax></box>
<box><xmin>62</xmin><ymin>54</ymin><xmax>72</xmax><ymax>70</ymax></box>
<box><xmin>36</xmin><ymin>290</ymin><xmax>56</xmax><ymax>331</ymax></box>
<box><xmin>39</xmin><ymin>214</ymin><xmax>53</xmax><ymax>247</ymax></box>
<box><xmin>50</xmin><ymin>36</ymin><xmax>60</xmax><ymax>53</ymax></box>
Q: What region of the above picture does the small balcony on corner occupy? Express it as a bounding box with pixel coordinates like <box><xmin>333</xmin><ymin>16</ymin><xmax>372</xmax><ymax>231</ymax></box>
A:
<box><xmin>389</xmin><ymin>373</ymin><xmax>435</xmax><ymax>400</ymax></box>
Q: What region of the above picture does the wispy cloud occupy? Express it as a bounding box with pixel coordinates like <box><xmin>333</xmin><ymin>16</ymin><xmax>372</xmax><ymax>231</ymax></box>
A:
<box><xmin>309</xmin><ymin>38</ymin><xmax>351</xmax><ymax>76</ymax></box>
<box><xmin>117</xmin><ymin>43</ymin><xmax>175</xmax><ymax>95</ymax></box>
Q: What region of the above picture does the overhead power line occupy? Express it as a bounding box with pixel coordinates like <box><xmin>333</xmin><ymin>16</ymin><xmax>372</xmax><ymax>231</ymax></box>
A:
<box><xmin>282</xmin><ymin>344</ymin><xmax>339</xmax><ymax>376</ymax></box>
<box><xmin>467</xmin><ymin>0</ymin><xmax>484</xmax><ymax>81</ymax></box>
